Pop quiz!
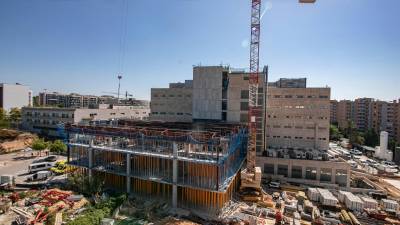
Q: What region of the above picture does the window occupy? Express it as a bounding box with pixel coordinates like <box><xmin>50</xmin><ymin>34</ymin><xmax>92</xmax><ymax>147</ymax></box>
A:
<box><xmin>264</xmin><ymin>164</ymin><xmax>274</xmax><ymax>175</ymax></box>
<box><xmin>297</xmin><ymin>95</ymin><xmax>304</xmax><ymax>98</ymax></box>
<box><xmin>240</xmin><ymin>102</ymin><xmax>249</xmax><ymax>111</ymax></box>
<box><xmin>305</xmin><ymin>167</ymin><xmax>317</xmax><ymax>180</ymax></box>
<box><xmin>285</xmin><ymin>95</ymin><xmax>292</xmax><ymax>98</ymax></box>
<box><xmin>240</xmin><ymin>113</ymin><xmax>248</xmax><ymax>123</ymax></box>
<box><xmin>278</xmin><ymin>165</ymin><xmax>288</xmax><ymax>177</ymax></box>
<box><xmin>291</xmin><ymin>166</ymin><xmax>303</xmax><ymax>179</ymax></box>
<box><xmin>89</xmin><ymin>113</ymin><xmax>97</xmax><ymax>117</ymax></box>
<box><xmin>274</xmin><ymin>95</ymin><xmax>281</xmax><ymax>98</ymax></box>
<box><xmin>243</xmin><ymin>76</ymin><xmax>249</xmax><ymax>81</ymax></box>
<box><xmin>241</xmin><ymin>90</ymin><xmax>249</xmax><ymax>99</ymax></box>
<box><xmin>152</xmin><ymin>112</ymin><xmax>159</xmax><ymax>115</ymax></box>
<box><xmin>319</xmin><ymin>95</ymin><xmax>329</xmax><ymax>99</ymax></box>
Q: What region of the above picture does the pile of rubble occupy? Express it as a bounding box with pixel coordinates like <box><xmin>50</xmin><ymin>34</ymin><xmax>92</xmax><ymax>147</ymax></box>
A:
<box><xmin>0</xmin><ymin>188</ymin><xmax>87</xmax><ymax>225</ymax></box>
<box><xmin>0</xmin><ymin>129</ymin><xmax>36</xmax><ymax>154</ymax></box>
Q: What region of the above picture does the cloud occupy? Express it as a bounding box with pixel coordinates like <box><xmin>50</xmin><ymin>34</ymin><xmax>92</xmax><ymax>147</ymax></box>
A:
<box><xmin>261</xmin><ymin>1</ymin><xmax>273</xmax><ymax>19</ymax></box>
<box><xmin>241</xmin><ymin>39</ymin><xmax>250</xmax><ymax>48</ymax></box>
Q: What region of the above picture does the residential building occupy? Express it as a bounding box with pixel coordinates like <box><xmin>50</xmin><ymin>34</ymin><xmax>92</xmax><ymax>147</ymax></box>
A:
<box><xmin>38</xmin><ymin>92</ymin><xmax>148</xmax><ymax>108</ymax></box>
<box><xmin>330</xmin><ymin>100</ymin><xmax>338</xmax><ymax>124</ymax></box>
<box><xmin>21</xmin><ymin>104</ymin><xmax>150</xmax><ymax>137</ymax></box>
<box><xmin>332</xmin><ymin>98</ymin><xmax>400</xmax><ymax>144</ymax></box>
<box><xmin>0</xmin><ymin>83</ymin><xmax>32</xmax><ymax>111</ymax></box>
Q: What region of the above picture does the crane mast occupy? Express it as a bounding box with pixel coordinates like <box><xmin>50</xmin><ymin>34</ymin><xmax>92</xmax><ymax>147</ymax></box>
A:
<box><xmin>247</xmin><ymin>0</ymin><xmax>261</xmax><ymax>173</ymax></box>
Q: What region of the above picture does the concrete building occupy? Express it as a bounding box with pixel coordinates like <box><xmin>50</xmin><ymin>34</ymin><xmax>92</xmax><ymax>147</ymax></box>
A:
<box><xmin>265</xmin><ymin>81</ymin><xmax>330</xmax><ymax>151</ymax></box>
<box><xmin>0</xmin><ymin>83</ymin><xmax>32</xmax><ymax>111</ymax></box>
<box><xmin>354</xmin><ymin>98</ymin><xmax>373</xmax><ymax>131</ymax></box>
<box><xmin>150</xmin><ymin>80</ymin><xmax>193</xmax><ymax>122</ymax></box>
<box><xmin>150</xmin><ymin>65</ymin><xmax>267</xmax><ymax>151</ymax></box>
<box><xmin>21</xmin><ymin>105</ymin><xmax>150</xmax><ymax>137</ymax></box>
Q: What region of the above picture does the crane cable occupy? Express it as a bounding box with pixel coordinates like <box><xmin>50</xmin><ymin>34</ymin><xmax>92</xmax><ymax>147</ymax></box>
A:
<box><xmin>117</xmin><ymin>0</ymin><xmax>129</xmax><ymax>76</ymax></box>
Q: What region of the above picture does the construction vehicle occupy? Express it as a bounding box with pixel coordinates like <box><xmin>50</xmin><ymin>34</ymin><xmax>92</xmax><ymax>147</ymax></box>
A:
<box><xmin>240</xmin><ymin>0</ymin><xmax>316</xmax><ymax>199</ymax></box>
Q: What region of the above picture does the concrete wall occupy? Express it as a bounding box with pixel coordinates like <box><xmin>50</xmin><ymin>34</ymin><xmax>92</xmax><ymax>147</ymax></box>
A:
<box><xmin>256</xmin><ymin>157</ymin><xmax>351</xmax><ymax>187</ymax></box>
<box><xmin>192</xmin><ymin>66</ymin><xmax>225</xmax><ymax>120</ymax></box>
<box><xmin>150</xmin><ymin>83</ymin><xmax>192</xmax><ymax>122</ymax></box>
<box><xmin>0</xmin><ymin>83</ymin><xmax>32</xmax><ymax>111</ymax></box>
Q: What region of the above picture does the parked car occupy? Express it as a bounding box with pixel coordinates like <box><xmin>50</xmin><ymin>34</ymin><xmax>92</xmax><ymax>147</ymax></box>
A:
<box><xmin>28</xmin><ymin>162</ymin><xmax>55</xmax><ymax>173</ymax></box>
<box><xmin>269</xmin><ymin>181</ymin><xmax>281</xmax><ymax>189</ymax></box>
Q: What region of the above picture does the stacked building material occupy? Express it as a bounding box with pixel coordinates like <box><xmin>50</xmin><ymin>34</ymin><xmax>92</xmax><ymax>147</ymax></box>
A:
<box><xmin>381</xmin><ymin>199</ymin><xmax>399</xmax><ymax>212</ymax></box>
<box><xmin>344</xmin><ymin>192</ymin><xmax>364</xmax><ymax>211</ymax></box>
<box><xmin>317</xmin><ymin>188</ymin><xmax>338</xmax><ymax>207</ymax></box>
<box><xmin>307</xmin><ymin>188</ymin><xmax>319</xmax><ymax>202</ymax></box>
<box><xmin>361</xmin><ymin>196</ymin><xmax>378</xmax><ymax>210</ymax></box>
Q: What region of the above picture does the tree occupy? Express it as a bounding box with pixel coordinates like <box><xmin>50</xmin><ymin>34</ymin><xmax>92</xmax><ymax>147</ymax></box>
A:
<box><xmin>8</xmin><ymin>108</ymin><xmax>21</xmax><ymax>122</ymax></box>
<box><xmin>345</xmin><ymin>121</ymin><xmax>364</xmax><ymax>146</ymax></box>
<box><xmin>388</xmin><ymin>139</ymin><xmax>398</xmax><ymax>151</ymax></box>
<box><xmin>329</xmin><ymin>124</ymin><xmax>343</xmax><ymax>141</ymax></box>
<box><xmin>49</xmin><ymin>140</ymin><xmax>67</xmax><ymax>154</ymax></box>
<box><xmin>31</xmin><ymin>138</ymin><xmax>48</xmax><ymax>156</ymax></box>
<box><xmin>363</xmin><ymin>129</ymin><xmax>379</xmax><ymax>147</ymax></box>
<box><xmin>0</xmin><ymin>108</ymin><xmax>10</xmax><ymax>128</ymax></box>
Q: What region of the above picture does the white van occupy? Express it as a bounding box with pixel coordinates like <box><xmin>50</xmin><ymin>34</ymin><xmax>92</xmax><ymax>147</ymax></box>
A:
<box><xmin>28</xmin><ymin>162</ymin><xmax>55</xmax><ymax>173</ymax></box>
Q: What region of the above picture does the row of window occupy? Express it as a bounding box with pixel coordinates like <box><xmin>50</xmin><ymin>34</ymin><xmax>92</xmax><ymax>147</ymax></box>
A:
<box><xmin>271</xmin><ymin>95</ymin><xmax>329</xmax><ymax>99</ymax></box>
<box><xmin>266</xmin><ymin>125</ymin><xmax>327</xmax><ymax>130</ymax></box>
<box><xmin>26</xmin><ymin>112</ymin><xmax>73</xmax><ymax>118</ymax></box>
<box><xmin>26</xmin><ymin>119</ymin><xmax>62</xmax><ymax>125</ymax></box>
<box><xmin>152</xmin><ymin>94</ymin><xmax>191</xmax><ymax>98</ymax></box>
<box><xmin>152</xmin><ymin>112</ymin><xmax>192</xmax><ymax>116</ymax></box>
<box><xmin>267</xmin><ymin>115</ymin><xmax>329</xmax><ymax>120</ymax></box>
<box><xmin>268</xmin><ymin>105</ymin><xmax>329</xmax><ymax>110</ymax></box>
<box><xmin>267</xmin><ymin>136</ymin><xmax>327</xmax><ymax>140</ymax></box>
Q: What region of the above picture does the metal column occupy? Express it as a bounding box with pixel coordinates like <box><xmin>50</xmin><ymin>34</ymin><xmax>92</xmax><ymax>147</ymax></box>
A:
<box><xmin>126</xmin><ymin>153</ymin><xmax>131</xmax><ymax>194</ymax></box>
<box><xmin>172</xmin><ymin>142</ymin><xmax>178</xmax><ymax>209</ymax></box>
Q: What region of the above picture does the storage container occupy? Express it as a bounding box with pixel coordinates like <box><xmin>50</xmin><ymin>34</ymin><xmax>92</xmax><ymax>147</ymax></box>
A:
<box><xmin>381</xmin><ymin>199</ymin><xmax>399</xmax><ymax>211</ymax></box>
<box><xmin>317</xmin><ymin>188</ymin><xmax>338</xmax><ymax>207</ymax></box>
<box><xmin>308</xmin><ymin>188</ymin><xmax>319</xmax><ymax>201</ymax></box>
<box><xmin>344</xmin><ymin>192</ymin><xmax>364</xmax><ymax>212</ymax></box>
<box><xmin>361</xmin><ymin>196</ymin><xmax>378</xmax><ymax>210</ymax></box>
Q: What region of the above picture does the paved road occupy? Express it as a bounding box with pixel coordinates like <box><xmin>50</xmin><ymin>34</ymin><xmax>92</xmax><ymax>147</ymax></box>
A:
<box><xmin>0</xmin><ymin>151</ymin><xmax>66</xmax><ymax>183</ymax></box>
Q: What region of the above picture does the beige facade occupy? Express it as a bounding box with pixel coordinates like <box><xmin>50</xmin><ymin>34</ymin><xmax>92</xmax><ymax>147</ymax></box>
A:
<box><xmin>266</xmin><ymin>86</ymin><xmax>330</xmax><ymax>151</ymax></box>
<box><xmin>336</xmin><ymin>100</ymin><xmax>354</xmax><ymax>129</ymax></box>
<box><xmin>22</xmin><ymin>106</ymin><xmax>150</xmax><ymax>137</ymax></box>
<box><xmin>150</xmin><ymin>80</ymin><xmax>193</xmax><ymax>122</ymax></box>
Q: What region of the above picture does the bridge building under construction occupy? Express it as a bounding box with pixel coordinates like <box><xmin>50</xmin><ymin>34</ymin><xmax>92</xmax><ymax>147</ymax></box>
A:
<box><xmin>66</xmin><ymin>120</ymin><xmax>247</xmax><ymax>214</ymax></box>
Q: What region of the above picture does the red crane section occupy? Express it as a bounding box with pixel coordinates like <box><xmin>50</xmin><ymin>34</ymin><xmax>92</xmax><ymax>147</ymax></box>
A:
<box><xmin>247</xmin><ymin>0</ymin><xmax>262</xmax><ymax>173</ymax></box>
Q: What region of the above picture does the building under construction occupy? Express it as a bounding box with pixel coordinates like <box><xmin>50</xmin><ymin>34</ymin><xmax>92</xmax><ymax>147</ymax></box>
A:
<box><xmin>66</xmin><ymin>120</ymin><xmax>247</xmax><ymax>214</ymax></box>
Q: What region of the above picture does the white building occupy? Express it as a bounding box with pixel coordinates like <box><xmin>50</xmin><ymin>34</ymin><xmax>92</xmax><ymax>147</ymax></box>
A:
<box><xmin>0</xmin><ymin>83</ymin><xmax>32</xmax><ymax>111</ymax></box>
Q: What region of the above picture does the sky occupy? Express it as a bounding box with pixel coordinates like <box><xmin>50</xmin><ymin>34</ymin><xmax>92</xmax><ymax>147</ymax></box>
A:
<box><xmin>0</xmin><ymin>0</ymin><xmax>399</xmax><ymax>101</ymax></box>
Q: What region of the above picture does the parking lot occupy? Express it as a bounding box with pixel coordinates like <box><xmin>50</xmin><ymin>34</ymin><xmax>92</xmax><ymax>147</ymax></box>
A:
<box><xmin>0</xmin><ymin>150</ymin><xmax>66</xmax><ymax>185</ymax></box>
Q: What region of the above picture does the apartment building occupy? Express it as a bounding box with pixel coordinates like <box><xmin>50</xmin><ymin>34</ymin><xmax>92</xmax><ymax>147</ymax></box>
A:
<box><xmin>150</xmin><ymin>80</ymin><xmax>193</xmax><ymax>122</ymax></box>
<box><xmin>330</xmin><ymin>100</ymin><xmax>338</xmax><ymax>124</ymax></box>
<box><xmin>354</xmin><ymin>98</ymin><xmax>373</xmax><ymax>131</ymax></box>
<box><xmin>0</xmin><ymin>83</ymin><xmax>32</xmax><ymax>111</ymax></box>
<box><xmin>331</xmin><ymin>100</ymin><xmax>354</xmax><ymax>129</ymax></box>
<box><xmin>331</xmin><ymin>98</ymin><xmax>400</xmax><ymax>143</ymax></box>
<box><xmin>21</xmin><ymin>105</ymin><xmax>150</xmax><ymax>137</ymax></box>
<box><xmin>38</xmin><ymin>92</ymin><xmax>148</xmax><ymax>108</ymax></box>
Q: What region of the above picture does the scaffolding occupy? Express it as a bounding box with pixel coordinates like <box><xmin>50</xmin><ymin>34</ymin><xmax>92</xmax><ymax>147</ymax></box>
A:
<box><xmin>66</xmin><ymin>120</ymin><xmax>247</xmax><ymax>214</ymax></box>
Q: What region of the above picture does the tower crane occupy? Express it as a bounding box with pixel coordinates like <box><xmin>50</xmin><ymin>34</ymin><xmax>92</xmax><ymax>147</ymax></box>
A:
<box><xmin>241</xmin><ymin>0</ymin><xmax>316</xmax><ymax>196</ymax></box>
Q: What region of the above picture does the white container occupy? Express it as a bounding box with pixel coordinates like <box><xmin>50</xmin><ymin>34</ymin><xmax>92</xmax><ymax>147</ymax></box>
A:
<box><xmin>344</xmin><ymin>193</ymin><xmax>364</xmax><ymax>212</ymax></box>
<box><xmin>317</xmin><ymin>188</ymin><xmax>338</xmax><ymax>207</ymax></box>
<box><xmin>0</xmin><ymin>175</ymin><xmax>15</xmax><ymax>185</ymax></box>
<box><xmin>381</xmin><ymin>199</ymin><xmax>399</xmax><ymax>211</ymax></box>
<box><xmin>361</xmin><ymin>196</ymin><xmax>378</xmax><ymax>210</ymax></box>
<box><xmin>337</xmin><ymin>190</ymin><xmax>350</xmax><ymax>203</ymax></box>
<box><xmin>308</xmin><ymin>188</ymin><xmax>319</xmax><ymax>202</ymax></box>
